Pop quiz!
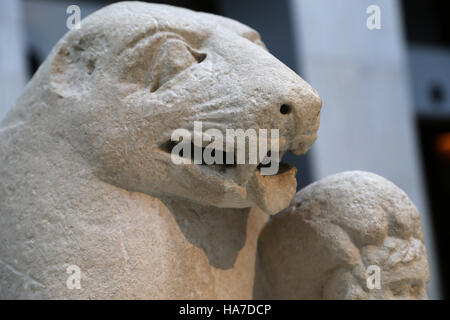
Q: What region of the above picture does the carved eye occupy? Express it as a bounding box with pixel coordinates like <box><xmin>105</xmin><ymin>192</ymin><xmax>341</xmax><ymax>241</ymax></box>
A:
<box><xmin>150</xmin><ymin>39</ymin><xmax>206</xmax><ymax>92</ymax></box>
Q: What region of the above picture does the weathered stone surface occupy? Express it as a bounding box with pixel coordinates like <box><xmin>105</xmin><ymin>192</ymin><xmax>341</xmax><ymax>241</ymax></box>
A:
<box><xmin>254</xmin><ymin>171</ymin><xmax>430</xmax><ymax>299</ymax></box>
<box><xmin>0</xmin><ymin>2</ymin><xmax>430</xmax><ymax>300</ymax></box>
<box><xmin>0</xmin><ymin>2</ymin><xmax>321</xmax><ymax>299</ymax></box>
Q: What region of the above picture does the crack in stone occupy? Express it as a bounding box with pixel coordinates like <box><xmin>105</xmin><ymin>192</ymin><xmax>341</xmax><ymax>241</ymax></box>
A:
<box><xmin>0</xmin><ymin>258</ymin><xmax>45</xmax><ymax>289</ymax></box>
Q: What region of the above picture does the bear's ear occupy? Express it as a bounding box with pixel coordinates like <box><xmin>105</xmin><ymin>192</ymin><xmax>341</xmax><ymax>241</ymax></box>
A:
<box><xmin>50</xmin><ymin>36</ymin><xmax>98</xmax><ymax>97</ymax></box>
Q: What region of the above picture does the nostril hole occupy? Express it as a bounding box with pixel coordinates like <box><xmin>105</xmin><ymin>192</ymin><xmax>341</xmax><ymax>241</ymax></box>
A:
<box><xmin>280</xmin><ymin>104</ymin><xmax>291</xmax><ymax>115</ymax></box>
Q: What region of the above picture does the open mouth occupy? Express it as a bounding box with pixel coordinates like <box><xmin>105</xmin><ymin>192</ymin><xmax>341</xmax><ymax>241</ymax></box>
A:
<box><xmin>159</xmin><ymin>139</ymin><xmax>294</xmax><ymax>176</ymax></box>
<box><xmin>160</xmin><ymin>139</ymin><xmax>236</xmax><ymax>173</ymax></box>
<box><xmin>158</xmin><ymin>138</ymin><xmax>298</xmax><ymax>215</ymax></box>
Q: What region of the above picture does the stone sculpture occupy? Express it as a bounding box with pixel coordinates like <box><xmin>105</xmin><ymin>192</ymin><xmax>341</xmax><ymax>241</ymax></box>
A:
<box><xmin>255</xmin><ymin>171</ymin><xmax>430</xmax><ymax>299</ymax></box>
<box><xmin>0</xmin><ymin>2</ymin><xmax>429</xmax><ymax>299</ymax></box>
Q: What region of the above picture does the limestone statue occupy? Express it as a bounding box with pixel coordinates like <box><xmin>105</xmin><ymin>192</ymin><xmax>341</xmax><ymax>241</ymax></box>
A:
<box><xmin>0</xmin><ymin>2</ymin><xmax>429</xmax><ymax>299</ymax></box>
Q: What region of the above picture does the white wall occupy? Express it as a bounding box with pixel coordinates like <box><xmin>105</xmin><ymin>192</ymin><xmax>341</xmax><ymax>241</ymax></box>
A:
<box><xmin>24</xmin><ymin>0</ymin><xmax>102</xmax><ymax>61</ymax></box>
<box><xmin>0</xmin><ymin>0</ymin><xmax>26</xmax><ymax>121</ymax></box>
<box><xmin>289</xmin><ymin>0</ymin><xmax>441</xmax><ymax>299</ymax></box>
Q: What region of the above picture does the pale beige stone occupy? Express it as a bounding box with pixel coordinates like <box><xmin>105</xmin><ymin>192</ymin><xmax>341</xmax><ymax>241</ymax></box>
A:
<box><xmin>0</xmin><ymin>2</ymin><xmax>429</xmax><ymax>300</ymax></box>
<box><xmin>254</xmin><ymin>171</ymin><xmax>430</xmax><ymax>299</ymax></box>
<box><xmin>0</xmin><ymin>2</ymin><xmax>321</xmax><ymax>299</ymax></box>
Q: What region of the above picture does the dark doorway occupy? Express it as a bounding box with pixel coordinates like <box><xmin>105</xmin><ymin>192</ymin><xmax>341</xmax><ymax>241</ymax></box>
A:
<box><xmin>417</xmin><ymin>117</ymin><xmax>450</xmax><ymax>299</ymax></box>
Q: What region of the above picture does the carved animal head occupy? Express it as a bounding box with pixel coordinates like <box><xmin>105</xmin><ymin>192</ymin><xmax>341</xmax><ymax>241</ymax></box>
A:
<box><xmin>5</xmin><ymin>2</ymin><xmax>321</xmax><ymax>214</ymax></box>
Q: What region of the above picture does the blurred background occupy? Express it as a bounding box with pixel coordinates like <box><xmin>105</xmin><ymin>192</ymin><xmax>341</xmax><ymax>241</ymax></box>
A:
<box><xmin>0</xmin><ymin>0</ymin><xmax>448</xmax><ymax>299</ymax></box>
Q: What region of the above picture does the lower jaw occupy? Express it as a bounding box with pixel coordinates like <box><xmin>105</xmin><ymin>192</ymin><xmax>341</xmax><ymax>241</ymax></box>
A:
<box><xmin>189</xmin><ymin>161</ymin><xmax>298</xmax><ymax>215</ymax></box>
<box><xmin>247</xmin><ymin>163</ymin><xmax>298</xmax><ymax>215</ymax></box>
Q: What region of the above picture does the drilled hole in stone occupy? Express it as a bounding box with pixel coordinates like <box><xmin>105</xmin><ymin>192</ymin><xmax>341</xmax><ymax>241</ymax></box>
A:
<box><xmin>280</xmin><ymin>104</ymin><xmax>291</xmax><ymax>115</ymax></box>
